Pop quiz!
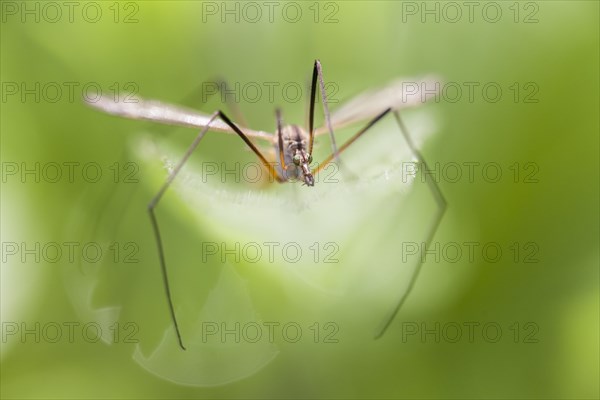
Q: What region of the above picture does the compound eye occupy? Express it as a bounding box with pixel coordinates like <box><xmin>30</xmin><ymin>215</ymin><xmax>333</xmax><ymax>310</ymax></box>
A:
<box><xmin>292</xmin><ymin>154</ymin><xmax>301</xmax><ymax>165</ymax></box>
<box><xmin>307</xmin><ymin>154</ymin><xmax>313</xmax><ymax>164</ymax></box>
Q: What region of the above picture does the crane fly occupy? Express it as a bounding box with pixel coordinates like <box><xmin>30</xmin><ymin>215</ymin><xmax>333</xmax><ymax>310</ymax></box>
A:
<box><xmin>84</xmin><ymin>60</ymin><xmax>445</xmax><ymax>350</ymax></box>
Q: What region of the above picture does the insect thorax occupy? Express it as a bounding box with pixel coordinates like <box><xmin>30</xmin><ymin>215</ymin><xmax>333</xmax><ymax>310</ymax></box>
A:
<box><xmin>273</xmin><ymin>124</ymin><xmax>310</xmax><ymax>180</ymax></box>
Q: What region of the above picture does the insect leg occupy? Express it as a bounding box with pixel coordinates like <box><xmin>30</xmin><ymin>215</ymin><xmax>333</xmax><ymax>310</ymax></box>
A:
<box><xmin>276</xmin><ymin>108</ymin><xmax>288</xmax><ymax>172</ymax></box>
<box><xmin>148</xmin><ymin>111</ymin><xmax>219</xmax><ymax>351</ymax></box>
<box><xmin>86</xmin><ymin>77</ymin><xmax>245</xmax><ymax>246</ymax></box>
<box><xmin>149</xmin><ymin>109</ymin><xmax>285</xmax><ymax>350</ymax></box>
<box><xmin>217</xmin><ymin>111</ymin><xmax>285</xmax><ymax>183</ymax></box>
<box><xmin>312</xmin><ymin>108</ymin><xmax>392</xmax><ymax>176</ymax></box>
<box><xmin>307</xmin><ymin>62</ymin><xmax>318</xmax><ymax>154</ymax></box>
<box><xmin>313</xmin><ymin>60</ymin><xmax>340</xmax><ymax>163</ymax></box>
<box><xmin>373</xmin><ymin>111</ymin><xmax>447</xmax><ymax>339</ymax></box>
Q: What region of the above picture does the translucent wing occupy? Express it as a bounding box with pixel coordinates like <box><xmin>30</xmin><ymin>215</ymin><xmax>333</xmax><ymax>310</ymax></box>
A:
<box><xmin>315</xmin><ymin>75</ymin><xmax>441</xmax><ymax>135</ymax></box>
<box><xmin>84</xmin><ymin>93</ymin><xmax>272</xmax><ymax>140</ymax></box>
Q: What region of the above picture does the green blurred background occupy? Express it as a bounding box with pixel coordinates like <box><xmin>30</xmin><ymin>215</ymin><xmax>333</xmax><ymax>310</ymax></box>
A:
<box><xmin>1</xmin><ymin>1</ymin><xmax>598</xmax><ymax>398</ymax></box>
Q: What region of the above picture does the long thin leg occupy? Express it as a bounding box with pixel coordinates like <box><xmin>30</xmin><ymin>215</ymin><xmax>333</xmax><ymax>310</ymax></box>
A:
<box><xmin>307</xmin><ymin>62</ymin><xmax>318</xmax><ymax>154</ymax></box>
<box><xmin>313</xmin><ymin>60</ymin><xmax>340</xmax><ymax>163</ymax></box>
<box><xmin>276</xmin><ymin>109</ymin><xmax>288</xmax><ymax>172</ymax></box>
<box><xmin>373</xmin><ymin>111</ymin><xmax>447</xmax><ymax>339</ymax></box>
<box><xmin>217</xmin><ymin>111</ymin><xmax>284</xmax><ymax>183</ymax></box>
<box><xmin>313</xmin><ymin>108</ymin><xmax>392</xmax><ymax>176</ymax></box>
<box><xmin>148</xmin><ymin>112</ymin><xmax>219</xmax><ymax>350</ymax></box>
<box><xmin>148</xmin><ymin>111</ymin><xmax>283</xmax><ymax>350</ymax></box>
<box><xmin>148</xmin><ymin>110</ymin><xmax>281</xmax><ymax>350</ymax></box>
<box><xmin>102</xmin><ymin>78</ymin><xmax>248</xmax><ymax>223</ymax></box>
